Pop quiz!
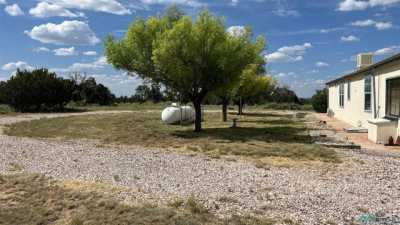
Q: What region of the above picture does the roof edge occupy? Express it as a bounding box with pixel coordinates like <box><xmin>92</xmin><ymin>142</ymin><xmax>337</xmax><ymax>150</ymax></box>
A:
<box><xmin>326</xmin><ymin>53</ymin><xmax>400</xmax><ymax>85</ymax></box>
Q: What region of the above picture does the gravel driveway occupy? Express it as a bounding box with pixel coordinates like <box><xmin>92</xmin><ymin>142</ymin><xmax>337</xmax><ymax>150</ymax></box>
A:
<box><xmin>1</xmin><ymin>112</ymin><xmax>400</xmax><ymax>225</ymax></box>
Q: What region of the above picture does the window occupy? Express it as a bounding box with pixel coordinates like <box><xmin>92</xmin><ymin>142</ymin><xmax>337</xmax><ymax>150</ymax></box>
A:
<box><xmin>386</xmin><ymin>78</ymin><xmax>400</xmax><ymax>117</ymax></box>
<box><xmin>364</xmin><ymin>75</ymin><xmax>372</xmax><ymax>111</ymax></box>
<box><xmin>339</xmin><ymin>83</ymin><xmax>344</xmax><ymax>108</ymax></box>
<box><xmin>347</xmin><ymin>81</ymin><xmax>351</xmax><ymax>100</ymax></box>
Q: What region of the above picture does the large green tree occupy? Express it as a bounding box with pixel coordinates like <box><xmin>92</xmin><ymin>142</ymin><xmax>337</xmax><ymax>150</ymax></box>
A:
<box><xmin>106</xmin><ymin>9</ymin><xmax>264</xmax><ymax>131</ymax></box>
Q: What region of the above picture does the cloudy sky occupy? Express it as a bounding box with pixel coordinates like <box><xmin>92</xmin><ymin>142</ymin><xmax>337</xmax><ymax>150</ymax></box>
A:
<box><xmin>1</xmin><ymin>0</ymin><xmax>400</xmax><ymax>97</ymax></box>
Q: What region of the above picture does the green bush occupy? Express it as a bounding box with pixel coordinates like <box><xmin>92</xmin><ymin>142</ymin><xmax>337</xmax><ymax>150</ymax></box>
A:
<box><xmin>311</xmin><ymin>89</ymin><xmax>328</xmax><ymax>113</ymax></box>
<box><xmin>72</xmin><ymin>77</ymin><xmax>115</xmax><ymax>106</ymax></box>
<box><xmin>0</xmin><ymin>81</ymin><xmax>7</xmax><ymax>104</ymax></box>
<box><xmin>1</xmin><ymin>69</ymin><xmax>74</xmax><ymax>112</ymax></box>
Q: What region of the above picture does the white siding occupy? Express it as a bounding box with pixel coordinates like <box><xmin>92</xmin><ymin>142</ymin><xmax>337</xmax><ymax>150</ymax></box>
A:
<box><xmin>327</xmin><ymin>59</ymin><xmax>400</xmax><ymax>143</ymax></box>
<box><xmin>328</xmin><ymin>73</ymin><xmax>375</xmax><ymax>128</ymax></box>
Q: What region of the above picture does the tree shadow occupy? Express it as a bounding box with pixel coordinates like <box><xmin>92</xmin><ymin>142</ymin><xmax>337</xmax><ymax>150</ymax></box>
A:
<box><xmin>172</xmin><ymin>126</ymin><xmax>312</xmax><ymax>144</ymax></box>
<box><xmin>16</xmin><ymin>107</ymin><xmax>88</xmax><ymax>113</ymax></box>
<box><xmin>238</xmin><ymin>119</ymin><xmax>295</xmax><ymax>125</ymax></box>
<box><xmin>228</xmin><ymin>112</ymin><xmax>294</xmax><ymax>119</ymax></box>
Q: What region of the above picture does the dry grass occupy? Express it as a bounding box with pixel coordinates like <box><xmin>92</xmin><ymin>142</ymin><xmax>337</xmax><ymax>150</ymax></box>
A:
<box><xmin>0</xmin><ymin>105</ymin><xmax>15</xmax><ymax>115</ymax></box>
<box><xmin>5</xmin><ymin>110</ymin><xmax>340</xmax><ymax>166</ymax></box>
<box><xmin>0</xmin><ymin>173</ymin><xmax>276</xmax><ymax>225</ymax></box>
<box><xmin>69</xmin><ymin>102</ymin><xmax>221</xmax><ymax>112</ymax></box>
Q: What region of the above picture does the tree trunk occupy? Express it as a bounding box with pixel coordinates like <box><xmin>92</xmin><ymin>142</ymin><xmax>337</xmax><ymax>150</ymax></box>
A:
<box><xmin>222</xmin><ymin>98</ymin><xmax>228</xmax><ymax>122</ymax></box>
<box><xmin>193</xmin><ymin>100</ymin><xmax>202</xmax><ymax>132</ymax></box>
<box><xmin>237</xmin><ymin>97</ymin><xmax>243</xmax><ymax>115</ymax></box>
<box><xmin>237</xmin><ymin>102</ymin><xmax>243</xmax><ymax>115</ymax></box>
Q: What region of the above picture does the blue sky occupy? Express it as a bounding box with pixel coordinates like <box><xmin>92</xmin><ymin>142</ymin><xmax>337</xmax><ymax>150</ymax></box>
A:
<box><xmin>1</xmin><ymin>0</ymin><xmax>400</xmax><ymax>97</ymax></box>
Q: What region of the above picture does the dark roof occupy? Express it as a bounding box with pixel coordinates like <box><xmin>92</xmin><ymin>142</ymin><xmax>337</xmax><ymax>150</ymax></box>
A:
<box><xmin>326</xmin><ymin>53</ymin><xmax>400</xmax><ymax>85</ymax></box>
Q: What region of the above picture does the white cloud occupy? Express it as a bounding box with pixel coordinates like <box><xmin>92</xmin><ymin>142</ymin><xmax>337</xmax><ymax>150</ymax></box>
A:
<box><xmin>350</xmin><ymin>19</ymin><xmax>375</xmax><ymax>27</ymax></box>
<box><xmin>316</xmin><ymin>62</ymin><xmax>330</xmax><ymax>67</ymax></box>
<box><xmin>53</xmin><ymin>47</ymin><xmax>78</xmax><ymax>56</ymax></box>
<box><xmin>288</xmin><ymin>79</ymin><xmax>326</xmax><ymax>98</ymax></box>
<box><xmin>375</xmin><ymin>21</ymin><xmax>393</xmax><ymax>30</ymax></box>
<box><xmin>68</xmin><ymin>56</ymin><xmax>108</xmax><ymax>71</ymax></box>
<box><xmin>42</xmin><ymin>0</ymin><xmax>130</xmax><ymax>15</ymax></box>
<box><xmin>272</xmin><ymin>9</ymin><xmax>300</xmax><ymax>17</ymax></box>
<box><xmin>2</xmin><ymin>61</ymin><xmax>34</xmax><ymax>71</ymax></box>
<box><xmin>34</xmin><ymin>47</ymin><xmax>50</xmax><ymax>52</ymax></box>
<box><xmin>140</xmin><ymin>0</ymin><xmax>204</xmax><ymax>7</ymax></box>
<box><xmin>0</xmin><ymin>0</ymin><xmax>7</xmax><ymax>4</ymax></box>
<box><xmin>227</xmin><ymin>26</ymin><xmax>246</xmax><ymax>37</ymax></box>
<box><xmin>374</xmin><ymin>46</ymin><xmax>400</xmax><ymax>56</ymax></box>
<box><xmin>341</xmin><ymin>55</ymin><xmax>357</xmax><ymax>63</ymax></box>
<box><xmin>230</xmin><ymin>0</ymin><xmax>239</xmax><ymax>6</ymax></box>
<box><xmin>29</xmin><ymin>2</ymin><xmax>84</xmax><ymax>18</ymax></box>
<box><xmin>338</xmin><ymin>0</ymin><xmax>369</xmax><ymax>11</ymax></box>
<box><xmin>273</xmin><ymin>71</ymin><xmax>297</xmax><ymax>78</ymax></box>
<box><xmin>270</xmin><ymin>27</ymin><xmax>345</xmax><ymax>36</ymax></box>
<box><xmin>25</xmin><ymin>20</ymin><xmax>100</xmax><ymax>46</ymax></box>
<box><xmin>83</xmin><ymin>51</ymin><xmax>98</xmax><ymax>56</ymax></box>
<box><xmin>4</xmin><ymin>4</ymin><xmax>24</xmax><ymax>16</ymax></box>
<box><xmin>307</xmin><ymin>69</ymin><xmax>319</xmax><ymax>74</ymax></box>
<box><xmin>265</xmin><ymin>43</ymin><xmax>312</xmax><ymax>63</ymax></box>
<box><xmin>339</xmin><ymin>0</ymin><xmax>400</xmax><ymax>11</ymax></box>
<box><xmin>88</xmin><ymin>74</ymin><xmax>141</xmax><ymax>96</ymax></box>
<box><xmin>350</xmin><ymin>19</ymin><xmax>393</xmax><ymax>30</ymax></box>
<box><xmin>341</xmin><ymin>35</ymin><xmax>360</xmax><ymax>42</ymax></box>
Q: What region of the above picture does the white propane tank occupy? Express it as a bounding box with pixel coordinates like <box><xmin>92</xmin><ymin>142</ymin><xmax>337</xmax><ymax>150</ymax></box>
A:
<box><xmin>161</xmin><ymin>103</ymin><xmax>195</xmax><ymax>124</ymax></box>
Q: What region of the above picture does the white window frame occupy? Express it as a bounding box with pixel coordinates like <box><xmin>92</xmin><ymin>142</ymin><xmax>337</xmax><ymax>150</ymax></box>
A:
<box><xmin>364</xmin><ymin>74</ymin><xmax>372</xmax><ymax>112</ymax></box>
<box><xmin>339</xmin><ymin>83</ymin><xmax>344</xmax><ymax>108</ymax></box>
<box><xmin>347</xmin><ymin>80</ymin><xmax>351</xmax><ymax>101</ymax></box>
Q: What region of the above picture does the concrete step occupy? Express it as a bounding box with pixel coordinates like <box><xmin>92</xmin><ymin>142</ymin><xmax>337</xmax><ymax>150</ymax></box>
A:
<box><xmin>315</xmin><ymin>142</ymin><xmax>362</xmax><ymax>150</ymax></box>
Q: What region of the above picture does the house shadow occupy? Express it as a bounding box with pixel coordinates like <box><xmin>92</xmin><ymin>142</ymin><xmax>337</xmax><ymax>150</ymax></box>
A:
<box><xmin>172</xmin><ymin>126</ymin><xmax>312</xmax><ymax>144</ymax></box>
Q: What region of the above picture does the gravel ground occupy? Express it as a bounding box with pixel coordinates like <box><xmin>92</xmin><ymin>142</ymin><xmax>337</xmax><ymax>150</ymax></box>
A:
<box><xmin>1</xmin><ymin>112</ymin><xmax>400</xmax><ymax>225</ymax></box>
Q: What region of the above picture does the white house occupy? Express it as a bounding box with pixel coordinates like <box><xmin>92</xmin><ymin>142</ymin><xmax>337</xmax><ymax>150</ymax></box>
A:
<box><xmin>326</xmin><ymin>53</ymin><xmax>400</xmax><ymax>144</ymax></box>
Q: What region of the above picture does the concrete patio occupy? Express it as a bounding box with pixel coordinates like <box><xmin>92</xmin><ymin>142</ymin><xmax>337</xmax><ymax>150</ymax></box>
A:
<box><xmin>314</xmin><ymin>113</ymin><xmax>400</xmax><ymax>154</ymax></box>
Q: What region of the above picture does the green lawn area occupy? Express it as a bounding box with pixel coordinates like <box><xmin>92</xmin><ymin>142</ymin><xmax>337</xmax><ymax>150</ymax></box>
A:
<box><xmin>0</xmin><ymin>173</ymin><xmax>276</xmax><ymax>225</ymax></box>
<box><xmin>5</xmin><ymin>109</ymin><xmax>339</xmax><ymax>166</ymax></box>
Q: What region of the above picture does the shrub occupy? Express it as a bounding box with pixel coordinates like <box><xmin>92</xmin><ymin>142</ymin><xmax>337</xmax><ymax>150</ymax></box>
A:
<box><xmin>2</xmin><ymin>69</ymin><xmax>74</xmax><ymax>112</ymax></box>
<box><xmin>72</xmin><ymin>77</ymin><xmax>115</xmax><ymax>106</ymax></box>
<box><xmin>311</xmin><ymin>88</ymin><xmax>328</xmax><ymax>113</ymax></box>
<box><xmin>263</xmin><ymin>103</ymin><xmax>301</xmax><ymax>110</ymax></box>
<box><xmin>0</xmin><ymin>81</ymin><xmax>7</xmax><ymax>105</ymax></box>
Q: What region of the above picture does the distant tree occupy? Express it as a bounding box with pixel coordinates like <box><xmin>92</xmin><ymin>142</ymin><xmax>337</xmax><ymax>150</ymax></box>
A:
<box><xmin>259</xmin><ymin>86</ymin><xmax>300</xmax><ymax>104</ymax></box>
<box><xmin>134</xmin><ymin>84</ymin><xmax>151</xmax><ymax>103</ymax></box>
<box><xmin>133</xmin><ymin>83</ymin><xmax>163</xmax><ymax>103</ymax></box>
<box><xmin>164</xmin><ymin>4</ymin><xmax>185</xmax><ymax>25</ymax></box>
<box><xmin>148</xmin><ymin>83</ymin><xmax>163</xmax><ymax>103</ymax></box>
<box><xmin>78</xmin><ymin>77</ymin><xmax>115</xmax><ymax>105</ymax></box>
<box><xmin>311</xmin><ymin>88</ymin><xmax>328</xmax><ymax>113</ymax></box>
<box><xmin>2</xmin><ymin>69</ymin><xmax>74</xmax><ymax>112</ymax></box>
<box><xmin>213</xmin><ymin>26</ymin><xmax>266</xmax><ymax>121</ymax></box>
<box><xmin>234</xmin><ymin>64</ymin><xmax>275</xmax><ymax>115</ymax></box>
<box><xmin>106</xmin><ymin>9</ymin><xmax>264</xmax><ymax>131</ymax></box>
<box><xmin>69</xmin><ymin>71</ymin><xmax>88</xmax><ymax>85</ymax></box>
